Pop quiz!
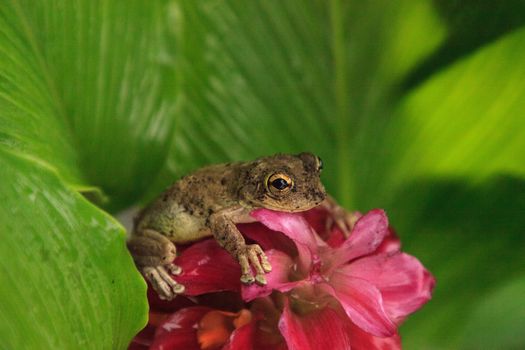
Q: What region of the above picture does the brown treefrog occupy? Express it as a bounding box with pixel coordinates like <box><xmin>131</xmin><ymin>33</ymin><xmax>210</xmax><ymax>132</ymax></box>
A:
<box><xmin>127</xmin><ymin>152</ymin><xmax>350</xmax><ymax>300</ymax></box>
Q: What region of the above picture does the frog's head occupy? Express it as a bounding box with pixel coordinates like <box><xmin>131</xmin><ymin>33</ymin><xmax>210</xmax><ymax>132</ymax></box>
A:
<box><xmin>239</xmin><ymin>152</ymin><xmax>326</xmax><ymax>212</ymax></box>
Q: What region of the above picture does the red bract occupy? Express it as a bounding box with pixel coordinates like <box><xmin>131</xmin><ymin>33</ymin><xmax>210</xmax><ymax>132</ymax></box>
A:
<box><xmin>129</xmin><ymin>207</ymin><xmax>434</xmax><ymax>350</ymax></box>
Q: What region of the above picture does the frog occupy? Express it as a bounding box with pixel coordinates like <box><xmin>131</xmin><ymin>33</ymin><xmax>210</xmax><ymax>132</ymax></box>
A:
<box><xmin>127</xmin><ymin>152</ymin><xmax>351</xmax><ymax>300</ymax></box>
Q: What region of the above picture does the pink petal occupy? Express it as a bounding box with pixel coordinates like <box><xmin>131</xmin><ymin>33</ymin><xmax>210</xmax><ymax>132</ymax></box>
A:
<box><xmin>250</xmin><ymin>209</ymin><xmax>326</xmax><ymax>252</ymax></box>
<box><xmin>251</xmin><ymin>209</ymin><xmax>321</xmax><ymax>273</ymax></box>
<box><xmin>323</xmin><ymin>272</ymin><xmax>396</xmax><ymax>337</ymax></box>
<box><xmin>223</xmin><ymin>323</ymin><xmax>255</xmax><ymax>350</ymax></box>
<box><xmin>300</xmin><ymin>207</ymin><xmax>332</xmax><ymax>240</ymax></box>
<box><xmin>375</xmin><ymin>228</ymin><xmax>401</xmax><ymax>254</ymax></box>
<box><xmin>155</xmin><ymin>306</ymin><xmax>211</xmax><ymax>338</ymax></box>
<box><xmin>341</xmin><ymin>252</ymin><xmax>435</xmax><ymax>321</ymax></box>
<box><xmin>327</xmin><ymin>209</ymin><xmax>389</xmax><ymax>269</ymax></box>
<box><xmin>302</xmin><ymin>207</ymin><xmax>361</xmax><ymax>248</ymax></box>
<box><xmin>146</xmin><ymin>288</ymin><xmax>196</xmax><ymax>313</ymax></box>
<box><xmin>347</xmin><ymin>322</ymin><xmax>401</xmax><ymax>350</ymax></box>
<box><xmin>249</xmin><ymin>297</ymin><xmax>288</xmax><ymax>349</ymax></box>
<box><xmin>151</xmin><ymin>307</ymin><xmax>211</xmax><ymax>350</ymax></box>
<box><xmin>242</xmin><ymin>250</ymin><xmax>303</xmax><ymax>302</ymax></box>
<box><xmin>325</xmin><ymin>228</ymin><xmax>347</xmax><ymax>248</ymax></box>
<box><xmin>174</xmin><ymin>239</ymin><xmax>241</xmax><ymax>295</ymax></box>
<box><xmin>255</xmin><ymin>343</ymin><xmax>288</xmax><ymax>350</ymax></box>
<box><xmin>278</xmin><ymin>299</ymin><xmax>352</xmax><ymax>350</ymax></box>
<box><xmin>150</xmin><ymin>330</ymin><xmax>201</xmax><ymax>350</ymax></box>
<box><xmin>239</xmin><ymin>222</ymin><xmax>298</xmax><ymax>256</ymax></box>
<box><xmin>293</xmin><ymin>242</ymin><xmax>314</xmax><ymax>277</ymax></box>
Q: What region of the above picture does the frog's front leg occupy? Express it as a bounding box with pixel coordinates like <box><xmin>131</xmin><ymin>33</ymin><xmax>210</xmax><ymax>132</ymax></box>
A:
<box><xmin>209</xmin><ymin>211</ymin><xmax>272</xmax><ymax>286</ymax></box>
<box><xmin>127</xmin><ymin>229</ymin><xmax>185</xmax><ymax>300</ymax></box>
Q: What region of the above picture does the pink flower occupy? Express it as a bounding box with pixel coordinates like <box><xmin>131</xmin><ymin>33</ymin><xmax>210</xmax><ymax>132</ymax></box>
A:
<box><xmin>129</xmin><ymin>206</ymin><xmax>434</xmax><ymax>349</ymax></box>
<box><xmin>242</xmin><ymin>208</ymin><xmax>434</xmax><ymax>348</ymax></box>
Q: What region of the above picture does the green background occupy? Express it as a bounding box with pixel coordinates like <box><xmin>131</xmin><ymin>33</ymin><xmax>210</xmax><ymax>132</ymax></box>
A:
<box><xmin>1</xmin><ymin>1</ymin><xmax>524</xmax><ymax>349</ymax></box>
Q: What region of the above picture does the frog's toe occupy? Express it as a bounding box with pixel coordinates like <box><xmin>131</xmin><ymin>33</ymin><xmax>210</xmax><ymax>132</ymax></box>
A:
<box><xmin>142</xmin><ymin>265</ymin><xmax>185</xmax><ymax>300</ymax></box>
<box><xmin>249</xmin><ymin>244</ymin><xmax>272</xmax><ymax>273</ymax></box>
<box><xmin>238</xmin><ymin>245</ymin><xmax>272</xmax><ymax>285</ymax></box>
<box><xmin>261</xmin><ymin>259</ymin><xmax>272</xmax><ymax>272</ymax></box>
<box><xmin>173</xmin><ymin>283</ymin><xmax>185</xmax><ymax>294</ymax></box>
<box><xmin>143</xmin><ymin>266</ymin><xmax>174</xmax><ymax>300</ymax></box>
<box><xmin>240</xmin><ymin>274</ymin><xmax>255</xmax><ymax>284</ymax></box>
<box><xmin>157</xmin><ymin>265</ymin><xmax>185</xmax><ymax>293</ymax></box>
<box><xmin>167</xmin><ymin>263</ymin><xmax>182</xmax><ymax>276</ymax></box>
<box><xmin>255</xmin><ymin>274</ymin><xmax>267</xmax><ymax>285</ymax></box>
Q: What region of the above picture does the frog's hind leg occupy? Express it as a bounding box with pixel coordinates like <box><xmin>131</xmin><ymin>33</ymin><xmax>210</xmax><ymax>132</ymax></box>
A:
<box><xmin>127</xmin><ymin>229</ymin><xmax>185</xmax><ymax>300</ymax></box>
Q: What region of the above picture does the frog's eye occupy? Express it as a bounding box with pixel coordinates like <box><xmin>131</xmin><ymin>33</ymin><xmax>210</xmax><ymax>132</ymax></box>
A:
<box><xmin>266</xmin><ymin>173</ymin><xmax>293</xmax><ymax>195</ymax></box>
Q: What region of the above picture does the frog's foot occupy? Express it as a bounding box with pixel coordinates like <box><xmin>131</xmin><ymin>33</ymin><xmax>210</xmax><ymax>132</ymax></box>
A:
<box><xmin>127</xmin><ymin>229</ymin><xmax>177</xmax><ymax>266</ymax></box>
<box><xmin>142</xmin><ymin>265</ymin><xmax>185</xmax><ymax>301</ymax></box>
<box><xmin>322</xmin><ymin>197</ymin><xmax>359</xmax><ymax>238</ymax></box>
<box><xmin>325</xmin><ymin>208</ymin><xmax>359</xmax><ymax>239</ymax></box>
<box><xmin>237</xmin><ymin>244</ymin><xmax>272</xmax><ymax>286</ymax></box>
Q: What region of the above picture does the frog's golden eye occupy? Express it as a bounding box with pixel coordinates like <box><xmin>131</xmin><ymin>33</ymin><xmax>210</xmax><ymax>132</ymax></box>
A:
<box><xmin>266</xmin><ymin>173</ymin><xmax>293</xmax><ymax>195</ymax></box>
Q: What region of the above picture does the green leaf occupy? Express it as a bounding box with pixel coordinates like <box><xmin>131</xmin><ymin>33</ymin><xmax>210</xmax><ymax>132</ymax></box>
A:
<box><xmin>0</xmin><ymin>0</ymin><xmax>177</xmax><ymax>208</ymax></box>
<box><xmin>152</xmin><ymin>0</ymin><xmax>446</xmax><ymax>205</ymax></box>
<box><xmin>0</xmin><ymin>1</ymin><xmax>86</xmax><ymax>188</ymax></box>
<box><xmin>158</xmin><ymin>0</ymin><xmax>525</xmax><ymax>210</ymax></box>
<box><xmin>389</xmin><ymin>175</ymin><xmax>525</xmax><ymax>349</ymax></box>
<box><xmin>365</xmin><ymin>27</ymin><xmax>525</xmax><ymax>206</ymax></box>
<box><xmin>353</xmin><ymin>23</ymin><xmax>525</xmax><ymax>349</ymax></box>
<box><xmin>461</xmin><ymin>275</ymin><xmax>525</xmax><ymax>350</ymax></box>
<box><xmin>0</xmin><ymin>1</ymin><xmax>172</xmax><ymax>347</ymax></box>
<box><xmin>0</xmin><ymin>148</ymin><xmax>147</xmax><ymax>349</ymax></box>
<box><xmin>403</xmin><ymin>0</ymin><xmax>525</xmax><ymax>89</ymax></box>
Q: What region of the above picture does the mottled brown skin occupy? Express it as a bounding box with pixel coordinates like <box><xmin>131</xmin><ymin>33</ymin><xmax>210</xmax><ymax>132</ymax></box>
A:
<box><xmin>127</xmin><ymin>153</ymin><xmax>326</xmax><ymax>300</ymax></box>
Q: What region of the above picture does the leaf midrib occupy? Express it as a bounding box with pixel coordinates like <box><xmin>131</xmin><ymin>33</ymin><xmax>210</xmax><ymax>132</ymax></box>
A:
<box><xmin>329</xmin><ymin>0</ymin><xmax>353</xmax><ymax>207</ymax></box>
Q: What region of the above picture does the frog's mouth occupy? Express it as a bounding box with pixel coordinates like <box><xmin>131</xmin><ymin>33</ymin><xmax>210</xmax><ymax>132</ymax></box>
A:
<box><xmin>262</xmin><ymin>195</ymin><xmax>326</xmax><ymax>213</ymax></box>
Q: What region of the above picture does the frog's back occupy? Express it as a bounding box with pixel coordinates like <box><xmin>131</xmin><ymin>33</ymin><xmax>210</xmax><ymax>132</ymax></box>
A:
<box><xmin>134</xmin><ymin>162</ymin><xmax>243</xmax><ymax>243</ymax></box>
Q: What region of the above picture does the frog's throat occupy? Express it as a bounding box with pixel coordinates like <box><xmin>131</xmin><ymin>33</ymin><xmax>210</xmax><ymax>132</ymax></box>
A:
<box><xmin>253</xmin><ymin>200</ymin><xmax>324</xmax><ymax>213</ymax></box>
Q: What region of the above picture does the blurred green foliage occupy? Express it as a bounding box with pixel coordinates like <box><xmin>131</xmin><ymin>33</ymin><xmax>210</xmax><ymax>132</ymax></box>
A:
<box><xmin>0</xmin><ymin>0</ymin><xmax>524</xmax><ymax>349</ymax></box>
